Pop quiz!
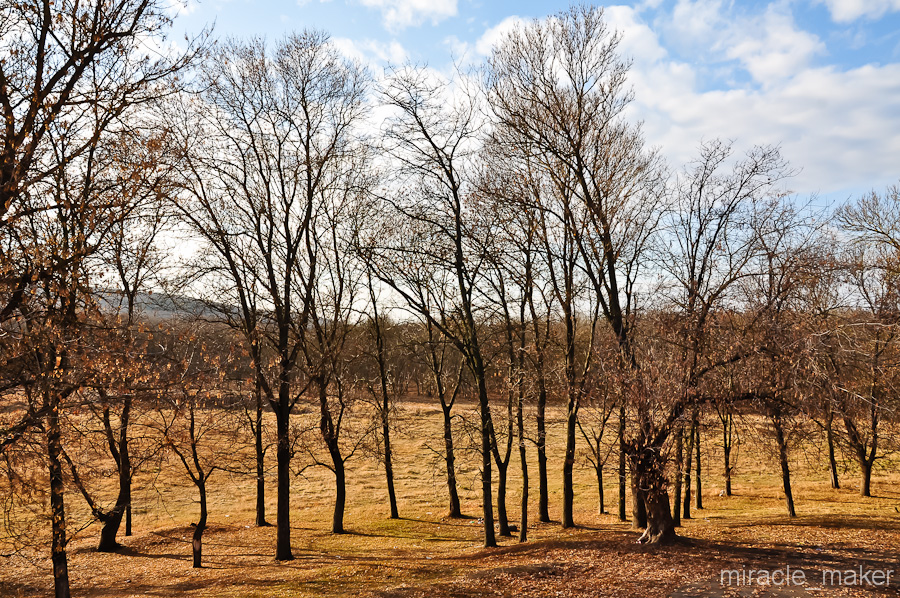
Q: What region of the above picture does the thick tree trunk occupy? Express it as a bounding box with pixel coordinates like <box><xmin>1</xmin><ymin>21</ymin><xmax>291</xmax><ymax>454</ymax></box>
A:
<box><xmin>97</xmin><ymin>459</ymin><xmax>131</xmax><ymax>551</ymax></box>
<box><xmin>825</xmin><ymin>410</ymin><xmax>839</xmax><ymax>490</ymax></box>
<box><xmin>125</xmin><ymin>504</ymin><xmax>132</xmax><ymax>537</ymax></box>
<box><xmin>673</xmin><ymin>425</ymin><xmax>682</xmax><ymax>527</ymax></box>
<box><xmin>859</xmin><ymin>459</ymin><xmax>872</xmax><ymax>497</ymax></box>
<box><xmin>496</xmin><ymin>461</ymin><xmax>510</xmax><ymax>536</ymax></box>
<box><xmin>771</xmin><ymin>412</ymin><xmax>796</xmax><ymax>518</ymax></box>
<box><xmin>536</xmin><ymin>384</ymin><xmax>550</xmax><ymax>523</ymax></box>
<box><xmin>383</xmin><ymin>410</ymin><xmax>399</xmax><ymax>519</ymax></box>
<box><xmin>722</xmin><ymin>411</ymin><xmax>733</xmax><ymax>497</ymax></box>
<box><xmin>331</xmin><ymin>445</ymin><xmax>347</xmax><ymax>534</ymax></box>
<box><xmin>694</xmin><ymin>420</ymin><xmax>703</xmax><ymax>510</ymax></box>
<box><xmin>192</xmin><ymin>480</ymin><xmax>208</xmax><ymax>568</ymax></box>
<box><xmin>275</xmin><ymin>413</ymin><xmax>293</xmax><ymax>560</ymax></box>
<box><xmin>595</xmin><ymin>464</ymin><xmax>605</xmax><ymax>515</ymax></box>
<box><xmin>631</xmin><ymin>472</ymin><xmax>647</xmax><ymax>529</ymax></box>
<box><xmin>618</xmin><ymin>404</ymin><xmax>627</xmax><ymax>522</ymax></box>
<box><xmin>632</xmin><ymin>446</ymin><xmax>676</xmax><ymax>545</ymax></box>
<box><xmin>98</xmin><ymin>397</ymin><xmax>132</xmax><ymax>551</ymax></box>
<box><xmin>47</xmin><ymin>404</ymin><xmax>72</xmax><ymax>598</ymax></box>
<box><xmin>562</xmin><ymin>397</ymin><xmax>577</xmax><ymax>529</ymax></box>
<box><xmin>518</xmin><ymin>397</ymin><xmax>528</xmax><ymax>543</ymax></box>
<box><xmin>476</xmin><ymin>374</ymin><xmax>497</xmax><ymax>548</ymax></box>
<box><xmin>254</xmin><ymin>382</ymin><xmax>269</xmax><ymax>526</ymax></box>
<box><xmin>441</xmin><ymin>403</ymin><xmax>462</xmax><ymax>518</ymax></box>
<box><xmin>683</xmin><ymin>422</ymin><xmax>694</xmax><ymax>520</ymax></box>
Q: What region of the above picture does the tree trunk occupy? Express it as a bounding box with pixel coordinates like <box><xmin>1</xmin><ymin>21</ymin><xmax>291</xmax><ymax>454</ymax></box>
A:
<box><xmin>631</xmin><ymin>471</ymin><xmax>647</xmax><ymax>529</ymax></box>
<box><xmin>98</xmin><ymin>396</ymin><xmax>132</xmax><ymax>551</ymax></box>
<box><xmin>859</xmin><ymin>459</ymin><xmax>872</xmax><ymax>497</ymax></box>
<box><xmin>275</xmin><ymin>412</ymin><xmax>293</xmax><ymax>560</ymax></box>
<box><xmin>562</xmin><ymin>395</ymin><xmax>577</xmax><ymax>529</ymax></box>
<box><xmin>536</xmin><ymin>383</ymin><xmax>550</xmax><ymax>523</ymax></box>
<box><xmin>192</xmin><ymin>480</ymin><xmax>208</xmax><ymax>568</ymax></box>
<box><xmin>331</xmin><ymin>444</ymin><xmax>347</xmax><ymax>534</ymax></box>
<box><xmin>673</xmin><ymin>425</ymin><xmax>682</xmax><ymax>527</ymax></box>
<box><xmin>772</xmin><ymin>412</ymin><xmax>796</xmax><ymax>518</ymax></box>
<box><xmin>632</xmin><ymin>446</ymin><xmax>676</xmax><ymax>545</ymax></box>
<box><xmin>825</xmin><ymin>410</ymin><xmax>839</xmax><ymax>490</ymax></box>
<box><xmin>496</xmin><ymin>460</ymin><xmax>510</xmax><ymax>536</ymax></box>
<box><xmin>683</xmin><ymin>422</ymin><xmax>694</xmax><ymax>520</ymax></box>
<box><xmin>441</xmin><ymin>403</ymin><xmax>462</xmax><ymax>518</ymax></box>
<box><xmin>618</xmin><ymin>404</ymin><xmax>627</xmax><ymax>522</ymax></box>
<box><xmin>475</xmin><ymin>372</ymin><xmax>497</xmax><ymax>548</ymax></box>
<box><xmin>595</xmin><ymin>463</ymin><xmax>605</xmax><ymax>515</ymax></box>
<box><xmin>694</xmin><ymin>419</ymin><xmax>703</xmax><ymax>510</ymax></box>
<box><xmin>383</xmin><ymin>407</ymin><xmax>399</xmax><ymax>519</ymax></box>
<box><xmin>47</xmin><ymin>402</ymin><xmax>72</xmax><ymax>598</ymax></box>
<box><xmin>254</xmin><ymin>381</ymin><xmax>269</xmax><ymax>526</ymax></box>
<box><xmin>722</xmin><ymin>411</ymin><xmax>733</xmax><ymax>497</ymax></box>
<box><xmin>518</xmin><ymin>391</ymin><xmax>528</xmax><ymax>543</ymax></box>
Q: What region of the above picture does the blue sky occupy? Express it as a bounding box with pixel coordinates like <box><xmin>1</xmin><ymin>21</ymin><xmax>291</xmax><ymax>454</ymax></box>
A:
<box><xmin>172</xmin><ymin>0</ymin><xmax>900</xmax><ymax>204</ymax></box>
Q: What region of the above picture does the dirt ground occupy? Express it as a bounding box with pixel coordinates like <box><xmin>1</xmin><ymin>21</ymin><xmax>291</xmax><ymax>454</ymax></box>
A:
<box><xmin>1</xmin><ymin>399</ymin><xmax>898</xmax><ymax>597</ymax></box>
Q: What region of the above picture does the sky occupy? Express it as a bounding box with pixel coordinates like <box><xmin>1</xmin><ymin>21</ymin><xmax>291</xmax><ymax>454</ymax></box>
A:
<box><xmin>170</xmin><ymin>0</ymin><xmax>900</xmax><ymax>207</ymax></box>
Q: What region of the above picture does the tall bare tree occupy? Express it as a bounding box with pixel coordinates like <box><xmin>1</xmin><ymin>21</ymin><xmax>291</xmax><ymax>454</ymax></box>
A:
<box><xmin>170</xmin><ymin>31</ymin><xmax>368</xmax><ymax>557</ymax></box>
<box><xmin>365</xmin><ymin>65</ymin><xmax>500</xmax><ymax>547</ymax></box>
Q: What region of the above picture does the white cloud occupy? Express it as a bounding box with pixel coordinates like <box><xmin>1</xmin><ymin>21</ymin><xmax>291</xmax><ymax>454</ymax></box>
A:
<box><xmin>818</xmin><ymin>0</ymin><xmax>900</xmax><ymax>22</ymax></box>
<box><xmin>332</xmin><ymin>37</ymin><xmax>407</xmax><ymax>66</ymax></box>
<box><xmin>725</xmin><ymin>9</ymin><xmax>826</xmax><ymax>85</ymax></box>
<box><xmin>359</xmin><ymin>0</ymin><xmax>457</xmax><ymax>31</ymax></box>
<box><xmin>475</xmin><ymin>15</ymin><xmax>525</xmax><ymax>56</ymax></box>
<box><xmin>580</xmin><ymin>5</ymin><xmax>899</xmax><ymax>197</ymax></box>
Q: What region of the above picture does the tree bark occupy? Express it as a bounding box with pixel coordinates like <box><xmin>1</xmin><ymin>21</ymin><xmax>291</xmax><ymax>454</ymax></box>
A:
<box><xmin>382</xmin><ymin>400</ymin><xmax>399</xmax><ymax>519</ymax></box>
<box><xmin>771</xmin><ymin>411</ymin><xmax>796</xmax><ymax>518</ymax></box>
<box><xmin>562</xmin><ymin>396</ymin><xmax>577</xmax><ymax>529</ymax></box>
<box><xmin>98</xmin><ymin>397</ymin><xmax>132</xmax><ymax>552</ymax></box>
<box><xmin>595</xmin><ymin>462</ymin><xmax>605</xmax><ymax>515</ymax></box>
<box><xmin>496</xmin><ymin>460</ymin><xmax>510</xmax><ymax>536</ymax></box>
<box><xmin>192</xmin><ymin>480</ymin><xmax>208</xmax><ymax>568</ymax></box>
<box><xmin>631</xmin><ymin>446</ymin><xmax>674</xmax><ymax>544</ymax></box>
<box><xmin>254</xmin><ymin>381</ymin><xmax>269</xmax><ymax>526</ymax></box>
<box><xmin>536</xmin><ymin>383</ymin><xmax>550</xmax><ymax>523</ymax></box>
<box><xmin>441</xmin><ymin>402</ymin><xmax>462</xmax><ymax>518</ymax></box>
<box><xmin>683</xmin><ymin>421</ymin><xmax>694</xmax><ymax>520</ymax></box>
<box><xmin>331</xmin><ymin>446</ymin><xmax>347</xmax><ymax>534</ymax></box>
<box><xmin>518</xmin><ymin>387</ymin><xmax>528</xmax><ymax>543</ymax></box>
<box><xmin>475</xmin><ymin>370</ymin><xmax>497</xmax><ymax>548</ymax></box>
<box><xmin>618</xmin><ymin>405</ymin><xmax>627</xmax><ymax>522</ymax></box>
<box><xmin>694</xmin><ymin>419</ymin><xmax>703</xmax><ymax>510</ymax></box>
<box><xmin>48</xmin><ymin>401</ymin><xmax>72</xmax><ymax>598</ymax></box>
<box><xmin>673</xmin><ymin>425</ymin><xmax>682</xmax><ymax>527</ymax></box>
<box><xmin>631</xmin><ymin>471</ymin><xmax>647</xmax><ymax>529</ymax></box>
<box><xmin>825</xmin><ymin>409</ymin><xmax>839</xmax><ymax>490</ymax></box>
<box><xmin>274</xmin><ymin>412</ymin><xmax>293</xmax><ymax>560</ymax></box>
<box><xmin>722</xmin><ymin>411</ymin><xmax>733</xmax><ymax>496</ymax></box>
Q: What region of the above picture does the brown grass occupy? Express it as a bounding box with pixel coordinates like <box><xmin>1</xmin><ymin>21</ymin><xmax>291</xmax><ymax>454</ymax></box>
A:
<box><xmin>1</xmin><ymin>398</ymin><xmax>898</xmax><ymax>597</ymax></box>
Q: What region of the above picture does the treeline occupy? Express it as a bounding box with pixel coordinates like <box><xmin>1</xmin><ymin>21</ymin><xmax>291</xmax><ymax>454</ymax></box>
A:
<box><xmin>1</xmin><ymin>2</ymin><xmax>899</xmax><ymax>598</ymax></box>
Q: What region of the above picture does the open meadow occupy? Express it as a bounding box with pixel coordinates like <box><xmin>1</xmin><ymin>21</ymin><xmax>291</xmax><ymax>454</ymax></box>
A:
<box><xmin>1</xmin><ymin>398</ymin><xmax>898</xmax><ymax>598</ymax></box>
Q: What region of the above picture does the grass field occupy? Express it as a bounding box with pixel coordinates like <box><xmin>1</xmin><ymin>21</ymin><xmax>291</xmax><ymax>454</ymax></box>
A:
<box><xmin>1</xmin><ymin>397</ymin><xmax>898</xmax><ymax>597</ymax></box>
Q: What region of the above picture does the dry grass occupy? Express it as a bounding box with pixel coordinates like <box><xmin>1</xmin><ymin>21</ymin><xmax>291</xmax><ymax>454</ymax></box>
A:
<box><xmin>1</xmin><ymin>398</ymin><xmax>898</xmax><ymax>597</ymax></box>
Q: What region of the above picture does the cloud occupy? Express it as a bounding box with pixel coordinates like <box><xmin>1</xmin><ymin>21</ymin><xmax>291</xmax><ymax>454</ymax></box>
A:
<box><xmin>725</xmin><ymin>8</ymin><xmax>826</xmax><ymax>85</ymax></box>
<box><xmin>359</xmin><ymin>0</ymin><xmax>457</xmax><ymax>31</ymax></box>
<box><xmin>332</xmin><ymin>37</ymin><xmax>408</xmax><ymax>66</ymax></box>
<box><xmin>606</xmin><ymin>4</ymin><xmax>900</xmax><ymax>196</ymax></box>
<box><xmin>474</xmin><ymin>16</ymin><xmax>525</xmax><ymax>56</ymax></box>
<box><xmin>817</xmin><ymin>0</ymin><xmax>900</xmax><ymax>22</ymax></box>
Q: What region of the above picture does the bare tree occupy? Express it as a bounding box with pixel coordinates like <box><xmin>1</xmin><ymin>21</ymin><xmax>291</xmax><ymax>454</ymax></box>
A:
<box><xmin>170</xmin><ymin>31</ymin><xmax>369</xmax><ymax>557</ymax></box>
<box><xmin>365</xmin><ymin>65</ymin><xmax>500</xmax><ymax>547</ymax></box>
<box><xmin>485</xmin><ymin>6</ymin><xmax>667</xmax><ymax>537</ymax></box>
